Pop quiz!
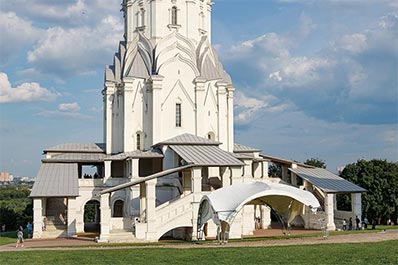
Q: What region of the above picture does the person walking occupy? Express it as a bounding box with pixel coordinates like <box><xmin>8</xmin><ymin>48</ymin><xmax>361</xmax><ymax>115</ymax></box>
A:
<box><xmin>27</xmin><ymin>222</ymin><xmax>33</xmax><ymax>238</ymax></box>
<box><xmin>16</xmin><ymin>228</ymin><xmax>24</xmax><ymax>248</ymax></box>
<box><xmin>355</xmin><ymin>216</ymin><xmax>361</xmax><ymax>230</ymax></box>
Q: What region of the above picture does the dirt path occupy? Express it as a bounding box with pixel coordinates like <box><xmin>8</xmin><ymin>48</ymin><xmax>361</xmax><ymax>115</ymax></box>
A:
<box><xmin>1</xmin><ymin>230</ymin><xmax>397</xmax><ymax>252</ymax></box>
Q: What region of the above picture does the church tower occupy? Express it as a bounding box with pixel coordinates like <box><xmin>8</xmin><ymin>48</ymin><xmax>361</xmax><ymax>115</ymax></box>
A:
<box><xmin>103</xmin><ymin>0</ymin><xmax>235</xmax><ymax>155</ymax></box>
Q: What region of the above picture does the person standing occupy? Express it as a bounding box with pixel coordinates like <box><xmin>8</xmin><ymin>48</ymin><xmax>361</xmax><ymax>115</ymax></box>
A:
<box><xmin>364</xmin><ymin>217</ymin><xmax>369</xmax><ymax>229</ymax></box>
<box><xmin>348</xmin><ymin>217</ymin><xmax>353</xmax><ymax>230</ymax></box>
<box><xmin>342</xmin><ymin>219</ymin><xmax>347</xmax><ymax>231</ymax></box>
<box><xmin>16</xmin><ymin>228</ymin><xmax>24</xmax><ymax>248</ymax></box>
<box><xmin>355</xmin><ymin>216</ymin><xmax>360</xmax><ymax>230</ymax></box>
<box><xmin>27</xmin><ymin>222</ymin><xmax>33</xmax><ymax>238</ymax></box>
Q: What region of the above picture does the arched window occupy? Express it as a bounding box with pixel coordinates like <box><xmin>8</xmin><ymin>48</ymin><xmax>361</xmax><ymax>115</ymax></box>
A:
<box><xmin>207</xmin><ymin>132</ymin><xmax>215</xmax><ymax>141</ymax></box>
<box><xmin>176</xmin><ymin>103</ymin><xmax>182</xmax><ymax>127</ymax></box>
<box><xmin>171</xmin><ymin>6</ymin><xmax>178</xmax><ymax>25</ymax></box>
<box><xmin>136</xmin><ymin>131</ymin><xmax>144</xmax><ymax>150</ymax></box>
<box><xmin>113</xmin><ymin>200</ymin><xmax>124</xmax><ymax>217</ymax></box>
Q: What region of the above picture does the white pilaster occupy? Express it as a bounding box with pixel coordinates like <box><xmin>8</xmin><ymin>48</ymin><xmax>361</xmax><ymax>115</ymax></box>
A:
<box><xmin>67</xmin><ymin>197</ymin><xmax>77</xmax><ymax>237</ymax></box>
<box><xmin>104</xmin><ymin>160</ymin><xmax>111</xmax><ymax>183</ymax></box>
<box><xmin>352</xmin><ymin>193</ymin><xmax>362</xmax><ymax>219</ymax></box>
<box><xmin>149</xmin><ymin>75</ymin><xmax>164</xmax><ymax>145</ymax></box>
<box><xmin>195</xmin><ymin>78</ymin><xmax>206</xmax><ymax>137</ymax></box>
<box><xmin>220</xmin><ymin>167</ymin><xmax>230</xmax><ymax>187</ymax></box>
<box><xmin>33</xmin><ymin>198</ymin><xmax>43</xmax><ymax>239</ymax></box>
<box><xmin>145</xmin><ymin>179</ymin><xmax>157</xmax><ymax>241</ymax></box>
<box><xmin>230</xmin><ymin>166</ymin><xmax>242</xmax><ymax>185</ymax></box>
<box><xmin>325</xmin><ymin>193</ymin><xmax>336</xmax><ymax>231</ymax></box>
<box><xmin>123</xmin><ymin>78</ymin><xmax>135</xmax><ymax>152</ymax></box>
<box><xmin>262</xmin><ymin>160</ymin><xmax>269</xmax><ymax>178</ymax></box>
<box><xmin>99</xmin><ymin>194</ymin><xmax>111</xmax><ymax>242</ymax></box>
<box><xmin>191</xmin><ymin>167</ymin><xmax>202</xmax><ymax>240</ymax></box>
<box><xmin>226</xmin><ymin>87</ymin><xmax>235</xmax><ymax>152</ymax></box>
<box><xmin>104</xmin><ymin>85</ymin><xmax>115</xmax><ymax>155</ymax></box>
<box><xmin>216</xmin><ymin>82</ymin><xmax>228</xmax><ymax>151</ymax></box>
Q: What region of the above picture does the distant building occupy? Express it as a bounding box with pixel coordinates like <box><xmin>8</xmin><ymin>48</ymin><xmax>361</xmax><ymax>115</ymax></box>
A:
<box><xmin>0</xmin><ymin>172</ymin><xmax>10</xmax><ymax>182</ymax></box>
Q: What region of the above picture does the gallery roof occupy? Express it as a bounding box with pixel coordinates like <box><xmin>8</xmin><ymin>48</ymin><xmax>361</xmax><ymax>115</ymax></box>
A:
<box><xmin>44</xmin><ymin>143</ymin><xmax>105</xmax><ymax>154</ymax></box>
<box><xmin>30</xmin><ymin>163</ymin><xmax>79</xmax><ymax>198</ymax></box>
<box><xmin>290</xmin><ymin>167</ymin><xmax>367</xmax><ymax>194</ymax></box>
<box><xmin>106</xmin><ymin>150</ymin><xmax>164</xmax><ymax>161</ymax></box>
<box><xmin>153</xmin><ymin>133</ymin><xmax>221</xmax><ymax>147</ymax></box>
<box><xmin>170</xmin><ymin>145</ymin><xmax>244</xmax><ymax>167</ymax></box>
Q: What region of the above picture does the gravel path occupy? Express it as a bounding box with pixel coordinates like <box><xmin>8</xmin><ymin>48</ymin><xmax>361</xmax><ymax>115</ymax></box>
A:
<box><xmin>1</xmin><ymin>230</ymin><xmax>397</xmax><ymax>252</ymax></box>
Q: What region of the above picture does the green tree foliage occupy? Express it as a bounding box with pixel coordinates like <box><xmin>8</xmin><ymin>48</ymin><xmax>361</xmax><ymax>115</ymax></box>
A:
<box><xmin>304</xmin><ymin>158</ymin><xmax>327</xmax><ymax>169</ymax></box>
<box><xmin>0</xmin><ymin>185</ymin><xmax>33</xmax><ymax>231</ymax></box>
<box><xmin>340</xmin><ymin>159</ymin><xmax>398</xmax><ymax>223</ymax></box>
<box><xmin>269</xmin><ymin>163</ymin><xmax>282</xmax><ymax>178</ymax></box>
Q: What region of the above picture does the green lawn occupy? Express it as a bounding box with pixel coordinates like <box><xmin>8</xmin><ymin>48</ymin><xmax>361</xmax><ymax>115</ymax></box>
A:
<box><xmin>0</xmin><ymin>231</ymin><xmax>18</xmax><ymax>246</ymax></box>
<box><xmin>0</xmin><ymin>240</ymin><xmax>397</xmax><ymax>265</ymax></box>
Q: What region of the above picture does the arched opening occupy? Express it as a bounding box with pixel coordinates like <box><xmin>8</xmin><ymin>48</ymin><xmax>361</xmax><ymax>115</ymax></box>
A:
<box><xmin>159</xmin><ymin>226</ymin><xmax>192</xmax><ymax>241</ymax></box>
<box><xmin>207</xmin><ymin>132</ymin><xmax>215</xmax><ymax>141</ymax></box>
<box><xmin>171</xmin><ymin>6</ymin><xmax>178</xmax><ymax>25</ymax></box>
<box><xmin>113</xmin><ymin>200</ymin><xmax>124</xmax><ymax>217</ymax></box>
<box><xmin>136</xmin><ymin>131</ymin><xmax>143</xmax><ymax>150</ymax></box>
<box><xmin>84</xmin><ymin>200</ymin><xmax>100</xmax><ymax>233</ymax></box>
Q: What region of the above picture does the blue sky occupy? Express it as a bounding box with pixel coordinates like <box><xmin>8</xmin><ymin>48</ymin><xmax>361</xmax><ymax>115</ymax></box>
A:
<box><xmin>0</xmin><ymin>0</ymin><xmax>397</xmax><ymax>177</ymax></box>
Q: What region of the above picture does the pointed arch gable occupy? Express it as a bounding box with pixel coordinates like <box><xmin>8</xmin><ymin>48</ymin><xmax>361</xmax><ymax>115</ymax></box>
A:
<box><xmin>161</xmin><ymin>80</ymin><xmax>196</xmax><ymax>111</ymax></box>
<box><xmin>157</xmin><ymin>54</ymin><xmax>200</xmax><ymax>77</ymax></box>
<box><xmin>204</xmin><ymin>83</ymin><xmax>218</xmax><ymax>110</ymax></box>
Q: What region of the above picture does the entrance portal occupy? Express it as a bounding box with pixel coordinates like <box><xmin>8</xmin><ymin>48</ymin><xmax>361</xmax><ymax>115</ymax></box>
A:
<box><xmin>84</xmin><ymin>200</ymin><xmax>100</xmax><ymax>232</ymax></box>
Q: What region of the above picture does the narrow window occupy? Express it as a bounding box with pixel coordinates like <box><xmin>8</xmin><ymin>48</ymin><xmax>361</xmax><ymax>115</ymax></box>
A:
<box><xmin>113</xmin><ymin>200</ymin><xmax>124</xmax><ymax>217</ymax></box>
<box><xmin>176</xmin><ymin>103</ymin><xmax>181</xmax><ymax>127</ymax></box>
<box><xmin>136</xmin><ymin>133</ymin><xmax>141</xmax><ymax>150</ymax></box>
<box><xmin>171</xmin><ymin>6</ymin><xmax>178</xmax><ymax>25</ymax></box>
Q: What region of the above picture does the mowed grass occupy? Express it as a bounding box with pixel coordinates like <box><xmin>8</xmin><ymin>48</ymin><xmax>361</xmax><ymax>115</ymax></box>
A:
<box><xmin>0</xmin><ymin>231</ymin><xmax>18</xmax><ymax>246</ymax></box>
<box><xmin>1</xmin><ymin>240</ymin><xmax>397</xmax><ymax>265</ymax></box>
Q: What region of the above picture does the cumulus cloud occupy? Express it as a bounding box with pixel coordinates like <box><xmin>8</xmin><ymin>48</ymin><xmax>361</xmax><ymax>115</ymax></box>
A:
<box><xmin>0</xmin><ymin>72</ymin><xmax>60</xmax><ymax>103</ymax></box>
<box><xmin>0</xmin><ymin>12</ymin><xmax>42</xmax><ymax>63</ymax></box>
<box><xmin>221</xmin><ymin>12</ymin><xmax>398</xmax><ymax>125</ymax></box>
<box><xmin>58</xmin><ymin>102</ymin><xmax>80</xmax><ymax>112</ymax></box>
<box><xmin>26</xmin><ymin>14</ymin><xmax>123</xmax><ymax>77</ymax></box>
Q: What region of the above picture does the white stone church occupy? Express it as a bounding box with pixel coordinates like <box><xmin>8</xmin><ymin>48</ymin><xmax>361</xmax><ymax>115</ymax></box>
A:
<box><xmin>31</xmin><ymin>0</ymin><xmax>365</xmax><ymax>242</ymax></box>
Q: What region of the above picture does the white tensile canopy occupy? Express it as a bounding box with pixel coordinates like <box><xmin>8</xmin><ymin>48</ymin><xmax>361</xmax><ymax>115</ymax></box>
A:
<box><xmin>197</xmin><ymin>181</ymin><xmax>321</xmax><ymax>240</ymax></box>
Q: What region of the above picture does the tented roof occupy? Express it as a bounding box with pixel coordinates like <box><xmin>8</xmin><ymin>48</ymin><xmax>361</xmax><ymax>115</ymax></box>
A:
<box><xmin>198</xmin><ymin>181</ymin><xmax>320</xmax><ymax>227</ymax></box>
<box><xmin>31</xmin><ymin>163</ymin><xmax>79</xmax><ymax>198</ymax></box>
<box><xmin>290</xmin><ymin>167</ymin><xmax>366</xmax><ymax>194</ymax></box>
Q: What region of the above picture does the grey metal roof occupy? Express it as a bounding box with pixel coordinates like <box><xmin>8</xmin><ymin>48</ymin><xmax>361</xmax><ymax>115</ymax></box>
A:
<box><xmin>42</xmin><ymin>153</ymin><xmax>106</xmax><ymax>163</ymax></box>
<box><xmin>30</xmin><ymin>163</ymin><xmax>79</xmax><ymax>198</ymax></box>
<box><xmin>44</xmin><ymin>143</ymin><xmax>105</xmax><ymax>153</ymax></box>
<box><xmin>200</xmin><ymin>55</ymin><xmax>222</xmax><ymax>81</ymax></box>
<box><xmin>290</xmin><ymin>167</ymin><xmax>367</xmax><ymax>194</ymax></box>
<box><xmin>107</xmin><ymin>150</ymin><xmax>164</xmax><ymax>161</ymax></box>
<box><xmin>126</xmin><ymin>52</ymin><xmax>150</xmax><ymax>78</ymax></box>
<box><xmin>154</xmin><ymin>133</ymin><xmax>221</xmax><ymax>146</ymax></box>
<box><xmin>170</xmin><ymin>145</ymin><xmax>244</xmax><ymax>167</ymax></box>
<box><xmin>260</xmin><ymin>154</ymin><xmax>312</xmax><ymax>168</ymax></box>
<box><xmin>234</xmin><ymin>143</ymin><xmax>261</xmax><ymax>153</ymax></box>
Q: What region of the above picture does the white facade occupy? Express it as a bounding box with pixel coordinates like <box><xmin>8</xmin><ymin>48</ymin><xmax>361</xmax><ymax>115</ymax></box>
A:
<box><xmin>104</xmin><ymin>0</ymin><xmax>234</xmax><ymax>155</ymax></box>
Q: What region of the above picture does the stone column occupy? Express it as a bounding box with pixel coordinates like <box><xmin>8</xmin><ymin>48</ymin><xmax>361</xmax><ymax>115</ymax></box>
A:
<box><xmin>260</xmin><ymin>205</ymin><xmax>271</xmax><ymax>229</ymax></box>
<box><xmin>281</xmin><ymin>165</ymin><xmax>289</xmax><ymax>182</ymax></box>
<box><xmin>226</xmin><ymin>87</ymin><xmax>235</xmax><ymax>152</ymax></box>
<box><xmin>352</xmin><ymin>193</ymin><xmax>362</xmax><ymax>219</ymax></box>
<box><xmin>140</xmin><ymin>183</ymin><xmax>146</xmax><ymax>221</ymax></box>
<box><xmin>99</xmin><ymin>194</ymin><xmax>111</xmax><ymax>242</ymax></box>
<box><xmin>230</xmin><ymin>166</ymin><xmax>242</xmax><ymax>185</ymax></box>
<box><xmin>146</xmin><ymin>179</ymin><xmax>157</xmax><ymax>241</ymax></box>
<box><xmin>191</xmin><ymin>167</ymin><xmax>202</xmax><ymax>240</ymax></box>
<box><xmin>325</xmin><ymin>193</ymin><xmax>336</xmax><ymax>230</ymax></box>
<box><xmin>242</xmin><ymin>159</ymin><xmax>253</xmax><ymax>183</ymax></box>
<box><xmin>104</xmin><ymin>160</ymin><xmax>112</xmax><ymax>184</ymax></box>
<box><xmin>67</xmin><ymin>197</ymin><xmax>77</xmax><ymax>237</ymax></box>
<box><xmin>194</xmin><ymin>78</ymin><xmax>206</xmax><ymax>137</ymax></box>
<box><xmin>33</xmin><ymin>198</ymin><xmax>43</xmax><ymax>238</ymax></box>
<box><xmin>220</xmin><ymin>167</ymin><xmax>230</xmax><ymax>187</ymax></box>
<box><xmin>262</xmin><ymin>160</ymin><xmax>269</xmax><ymax>179</ymax></box>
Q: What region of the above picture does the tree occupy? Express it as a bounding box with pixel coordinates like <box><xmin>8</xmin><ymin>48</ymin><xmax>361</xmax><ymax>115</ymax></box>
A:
<box><xmin>340</xmin><ymin>159</ymin><xmax>398</xmax><ymax>224</ymax></box>
<box><xmin>269</xmin><ymin>163</ymin><xmax>282</xmax><ymax>178</ymax></box>
<box><xmin>304</xmin><ymin>158</ymin><xmax>327</xmax><ymax>169</ymax></box>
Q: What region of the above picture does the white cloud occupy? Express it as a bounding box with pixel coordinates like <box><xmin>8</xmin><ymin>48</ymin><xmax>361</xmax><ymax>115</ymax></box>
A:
<box><xmin>0</xmin><ymin>12</ymin><xmax>42</xmax><ymax>63</ymax></box>
<box><xmin>26</xmin><ymin>15</ymin><xmax>123</xmax><ymax>77</ymax></box>
<box><xmin>334</xmin><ymin>33</ymin><xmax>368</xmax><ymax>53</ymax></box>
<box><xmin>0</xmin><ymin>72</ymin><xmax>60</xmax><ymax>103</ymax></box>
<box><xmin>58</xmin><ymin>102</ymin><xmax>80</xmax><ymax>112</ymax></box>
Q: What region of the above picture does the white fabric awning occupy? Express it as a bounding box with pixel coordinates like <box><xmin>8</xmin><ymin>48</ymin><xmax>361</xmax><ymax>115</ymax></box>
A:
<box><xmin>198</xmin><ymin>181</ymin><xmax>320</xmax><ymax>228</ymax></box>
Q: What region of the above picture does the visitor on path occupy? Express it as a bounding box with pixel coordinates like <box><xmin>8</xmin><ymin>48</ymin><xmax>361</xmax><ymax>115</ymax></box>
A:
<box><xmin>364</xmin><ymin>217</ymin><xmax>369</xmax><ymax>229</ymax></box>
<box><xmin>16</xmin><ymin>228</ymin><xmax>24</xmax><ymax>248</ymax></box>
<box><xmin>342</xmin><ymin>219</ymin><xmax>347</xmax><ymax>231</ymax></box>
<box><xmin>27</xmin><ymin>222</ymin><xmax>33</xmax><ymax>238</ymax></box>
<box><xmin>1</xmin><ymin>224</ymin><xmax>5</xmax><ymax>232</ymax></box>
<box><xmin>355</xmin><ymin>216</ymin><xmax>360</xmax><ymax>230</ymax></box>
<box><xmin>348</xmin><ymin>217</ymin><xmax>353</xmax><ymax>230</ymax></box>
<box><xmin>372</xmin><ymin>218</ymin><xmax>376</xmax><ymax>230</ymax></box>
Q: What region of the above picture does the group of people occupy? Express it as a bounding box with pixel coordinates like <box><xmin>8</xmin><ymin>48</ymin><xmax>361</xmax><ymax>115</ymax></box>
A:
<box><xmin>15</xmin><ymin>222</ymin><xmax>33</xmax><ymax>248</ymax></box>
<box><xmin>342</xmin><ymin>216</ymin><xmax>370</xmax><ymax>231</ymax></box>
